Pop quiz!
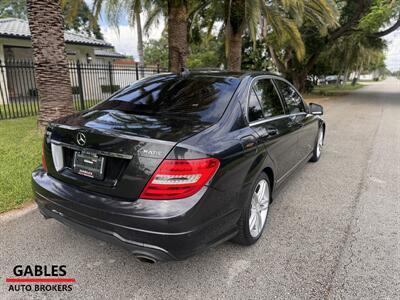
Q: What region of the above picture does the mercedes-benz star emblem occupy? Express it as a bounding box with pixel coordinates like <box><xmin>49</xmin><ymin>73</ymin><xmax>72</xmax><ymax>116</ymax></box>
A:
<box><xmin>76</xmin><ymin>132</ymin><xmax>86</xmax><ymax>146</ymax></box>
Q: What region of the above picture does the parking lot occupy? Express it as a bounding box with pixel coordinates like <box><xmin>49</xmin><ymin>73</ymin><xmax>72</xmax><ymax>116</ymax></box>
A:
<box><xmin>0</xmin><ymin>78</ymin><xmax>399</xmax><ymax>299</ymax></box>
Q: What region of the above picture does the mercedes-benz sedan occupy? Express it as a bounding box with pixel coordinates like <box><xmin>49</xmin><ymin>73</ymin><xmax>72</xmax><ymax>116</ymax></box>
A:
<box><xmin>33</xmin><ymin>72</ymin><xmax>325</xmax><ymax>262</ymax></box>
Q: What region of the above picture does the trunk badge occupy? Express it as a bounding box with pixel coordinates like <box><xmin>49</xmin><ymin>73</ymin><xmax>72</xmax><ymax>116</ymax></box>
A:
<box><xmin>76</xmin><ymin>132</ymin><xmax>86</xmax><ymax>146</ymax></box>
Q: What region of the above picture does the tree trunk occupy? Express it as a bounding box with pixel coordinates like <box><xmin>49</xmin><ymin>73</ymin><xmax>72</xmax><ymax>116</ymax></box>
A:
<box><xmin>336</xmin><ymin>69</ymin><xmax>343</xmax><ymax>87</ymax></box>
<box><xmin>344</xmin><ymin>68</ymin><xmax>349</xmax><ymax>83</ymax></box>
<box><xmin>168</xmin><ymin>1</ymin><xmax>187</xmax><ymax>73</ymax></box>
<box><xmin>26</xmin><ymin>0</ymin><xmax>74</xmax><ymax>128</ymax></box>
<box><xmin>352</xmin><ymin>66</ymin><xmax>361</xmax><ymax>86</ymax></box>
<box><xmin>226</xmin><ymin>26</ymin><xmax>242</xmax><ymax>71</ymax></box>
<box><xmin>293</xmin><ymin>73</ymin><xmax>307</xmax><ymax>93</ymax></box>
<box><xmin>225</xmin><ymin>0</ymin><xmax>245</xmax><ymax>72</ymax></box>
<box><xmin>135</xmin><ymin>10</ymin><xmax>145</xmax><ymax>77</ymax></box>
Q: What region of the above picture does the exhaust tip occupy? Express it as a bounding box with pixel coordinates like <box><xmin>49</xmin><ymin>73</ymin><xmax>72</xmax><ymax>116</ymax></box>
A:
<box><xmin>135</xmin><ymin>255</ymin><xmax>157</xmax><ymax>264</ymax></box>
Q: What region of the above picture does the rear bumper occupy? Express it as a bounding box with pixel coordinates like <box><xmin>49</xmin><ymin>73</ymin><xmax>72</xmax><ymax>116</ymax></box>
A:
<box><xmin>32</xmin><ymin>168</ymin><xmax>239</xmax><ymax>261</ymax></box>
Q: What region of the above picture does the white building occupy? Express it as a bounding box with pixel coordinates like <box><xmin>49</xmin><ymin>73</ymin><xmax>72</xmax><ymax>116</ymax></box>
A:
<box><xmin>0</xmin><ymin>18</ymin><xmax>126</xmax><ymax>106</ymax></box>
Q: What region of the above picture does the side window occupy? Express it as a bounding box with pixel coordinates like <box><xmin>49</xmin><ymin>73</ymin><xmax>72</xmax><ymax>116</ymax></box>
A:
<box><xmin>275</xmin><ymin>80</ymin><xmax>305</xmax><ymax>114</ymax></box>
<box><xmin>253</xmin><ymin>79</ymin><xmax>285</xmax><ymax>117</ymax></box>
<box><xmin>248</xmin><ymin>88</ymin><xmax>264</xmax><ymax>122</ymax></box>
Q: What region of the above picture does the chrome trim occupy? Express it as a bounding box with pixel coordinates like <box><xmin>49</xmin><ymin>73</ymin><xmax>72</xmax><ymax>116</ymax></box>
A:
<box><xmin>249</xmin><ymin>115</ymin><xmax>288</xmax><ymax>127</ymax></box>
<box><xmin>244</xmin><ymin>75</ymin><xmax>289</xmax><ymax>125</ymax></box>
<box><xmin>53</xmin><ymin>124</ymin><xmax>176</xmax><ymax>147</ymax></box>
<box><xmin>51</xmin><ymin>140</ymin><xmax>133</xmax><ymax>159</ymax></box>
<box><xmin>249</xmin><ymin>111</ymin><xmax>307</xmax><ymax>127</ymax></box>
<box><xmin>288</xmin><ymin>112</ymin><xmax>307</xmax><ymax>118</ymax></box>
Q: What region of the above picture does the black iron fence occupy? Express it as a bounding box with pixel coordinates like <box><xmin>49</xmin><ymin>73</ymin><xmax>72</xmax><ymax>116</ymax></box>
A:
<box><xmin>0</xmin><ymin>60</ymin><xmax>165</xmax><ymax>120</ymax></box>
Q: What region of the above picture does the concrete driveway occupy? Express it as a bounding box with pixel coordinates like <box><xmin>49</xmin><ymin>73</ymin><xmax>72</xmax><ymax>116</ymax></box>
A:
<box><xmin>1</xmin><ymin>78</ymin><xmax>399</xmax><ymax>299</ymax></box>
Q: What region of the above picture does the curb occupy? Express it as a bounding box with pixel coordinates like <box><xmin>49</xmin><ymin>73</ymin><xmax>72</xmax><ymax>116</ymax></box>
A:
<box><xmin>0</xmin><ymin>202</ymin><xmax>38</xmax><ymax>223</ymax></box>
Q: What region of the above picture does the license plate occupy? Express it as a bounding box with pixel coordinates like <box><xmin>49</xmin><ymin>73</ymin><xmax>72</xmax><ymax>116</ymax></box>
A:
<box><xmin>73</xmin><ymin>151</ymin><xmax>105</xmax><ymax>180</ymax></box>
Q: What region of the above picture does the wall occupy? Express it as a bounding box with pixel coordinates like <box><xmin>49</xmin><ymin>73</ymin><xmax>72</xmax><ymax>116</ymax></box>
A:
<box><xmin>0</xmin><ymin>37</ymin><xmax>108</xmax><ymax>106</ymax></box>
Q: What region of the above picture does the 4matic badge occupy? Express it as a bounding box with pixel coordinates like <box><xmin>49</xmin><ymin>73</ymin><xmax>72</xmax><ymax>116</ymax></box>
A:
<box><xmin>5</xmin><ymin>265</ymin><xmax>76</xmax><ymax>293</ymax></box>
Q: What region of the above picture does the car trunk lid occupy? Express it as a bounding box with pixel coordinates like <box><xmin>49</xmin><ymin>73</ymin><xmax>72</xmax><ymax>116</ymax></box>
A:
<box><xmin>44</xmin><ymin>110</ymin><xmax>212</xmax><ymax>200</ymax></box>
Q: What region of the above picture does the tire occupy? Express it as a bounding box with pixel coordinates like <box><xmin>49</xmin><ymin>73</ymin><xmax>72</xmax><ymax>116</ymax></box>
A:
<box><xmin>232</xmin><ymin>173</ymin><xmax>271</xmax><ymax>245</ymax></box>
<box><xmin>310</xmin><ymin>126</ymin><xmax>324</xmax><ymax>162</ymax></box>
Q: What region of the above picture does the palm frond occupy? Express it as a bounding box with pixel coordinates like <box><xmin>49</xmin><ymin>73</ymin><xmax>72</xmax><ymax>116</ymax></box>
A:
<box><xmin>245</xmin><ymin>0</ymin><xmax>261</xmax><ymax>45</ymax></box>
<box><xmin>303</xmin><ymin>0</ymin><xmax>338</xmax><ymax>36</ymax></box>
<box><xmin>143</xmin><ymin>5</ymin><xmax>164</xmax><ymax>34</ymax></box>
<box><xmin>260</xmin><ymin>1</ymin><xmax>305</xmax><ymax>61</ymax></box>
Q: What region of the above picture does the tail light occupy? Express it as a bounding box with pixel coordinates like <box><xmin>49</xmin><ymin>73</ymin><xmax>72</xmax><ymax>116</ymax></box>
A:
<box><xmin>139</xmin><ymin>158</ymin><xmax>220</xmax><ymax>200</ymax></box>
<box><xmin>42</xmin><ymin>142</ymin><xmax>48</xmax><ymax>172</ymax></box>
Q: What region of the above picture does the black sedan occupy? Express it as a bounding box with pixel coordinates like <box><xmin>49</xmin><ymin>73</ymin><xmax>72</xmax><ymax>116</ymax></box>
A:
<box><xmin>33</xmin><ymin>71</ymin><xmax>325</xmax><ymax>262</ymax></box>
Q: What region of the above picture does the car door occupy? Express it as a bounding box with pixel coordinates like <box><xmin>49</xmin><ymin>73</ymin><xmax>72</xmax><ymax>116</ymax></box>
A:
<box><xmin>274</xmin><ymin>79</ymin><xmax>318</xmax><ymax>163</ymax></box>
<box><xmin>247</xmin><ymin>77</ymin><xmax>299</xmax><ymax>181</ymax></box>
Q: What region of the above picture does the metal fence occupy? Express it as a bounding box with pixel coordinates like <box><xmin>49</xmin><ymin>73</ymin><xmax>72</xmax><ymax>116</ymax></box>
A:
<box><xmin>0</xmin><ymin>60</ymin><xmax>165</xmax><ymax>120</ymax></box>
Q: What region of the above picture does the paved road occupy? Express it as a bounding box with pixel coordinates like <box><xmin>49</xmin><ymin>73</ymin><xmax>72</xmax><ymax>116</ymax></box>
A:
<box><xmin>1</xmin><ymin>78</ymin><xmax>399</xmax><ymax>299</ymax></box>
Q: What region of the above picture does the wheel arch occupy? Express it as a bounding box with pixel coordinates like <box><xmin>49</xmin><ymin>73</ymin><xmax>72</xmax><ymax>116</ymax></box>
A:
<box><xmin>262</xmin><ymin>166</ymin><xmax>274</xmax><ymax>195</ymax></box>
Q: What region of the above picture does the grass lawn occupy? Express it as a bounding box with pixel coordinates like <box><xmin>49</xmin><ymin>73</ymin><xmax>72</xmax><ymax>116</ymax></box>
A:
<box><xmin>0</xmin><ymin>117</ymin><xmax>41</xmax><ymax>213</ymax></box>
<box><xmin>310</xmin><ymin>83</ymin><xmax>364</xmax><ymax>96</ymax></box>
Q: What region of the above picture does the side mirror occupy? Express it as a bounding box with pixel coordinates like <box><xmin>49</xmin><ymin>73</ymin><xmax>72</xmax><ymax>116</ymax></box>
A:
<box><xmin>309</xmin><ymin>103</ymin><xmax>323</xmax><ymax>115</ymax></box>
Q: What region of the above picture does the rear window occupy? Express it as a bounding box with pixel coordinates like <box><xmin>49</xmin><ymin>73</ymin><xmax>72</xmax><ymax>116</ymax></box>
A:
<box><xmin>94</xmin><ymin>75</ymin><xmax>240</xmax><ymax>123</ymax></box>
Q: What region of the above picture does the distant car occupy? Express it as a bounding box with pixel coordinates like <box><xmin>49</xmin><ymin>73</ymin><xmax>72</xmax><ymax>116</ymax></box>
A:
<box><xmin>33</xmin><ymin>72</ymin><xmax>325</xmax><ymax>262</ymax></box>
<box><xmin>325</xmin><ymin>75</ymin><xmax>344</xmax><ymax>85</ymax></box>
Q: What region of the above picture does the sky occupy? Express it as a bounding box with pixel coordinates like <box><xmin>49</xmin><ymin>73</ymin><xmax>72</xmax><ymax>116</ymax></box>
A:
<box><xmin>88</xmin><ymin>0</ymin><xmax>400</xmax><ymax>71</ymax></box>
<box><xmin>384</xmin><ymin>31</ymin><xmax>400</xmax><ymax>72</ymax></box>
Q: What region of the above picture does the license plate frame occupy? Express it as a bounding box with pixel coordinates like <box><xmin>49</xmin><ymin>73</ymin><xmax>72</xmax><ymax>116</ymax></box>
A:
<box><xmin>73</xmin><ymin>151</ymin><xmax>105</xmax><ymax>180</ymax></box>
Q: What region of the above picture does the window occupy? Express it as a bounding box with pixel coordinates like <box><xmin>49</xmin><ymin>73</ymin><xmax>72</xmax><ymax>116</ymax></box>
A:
<box><xmin>95</xmin><ymin>75</ymin><xmax>240</xmax><ymax>123</ymax></box>
<box><xmin>248</xmin><ymin>88</ymin><xmax>264</xmax><ymax>122</ymax></box>
<box><xmin>253</xmin><ymin>79</ymin><xmax>284</xmax><ymax>117</ymax></box>
<box><xmin>275</xmin><ymin>80</ymin><xmax>305</xmax><ymax>114</ymax></box>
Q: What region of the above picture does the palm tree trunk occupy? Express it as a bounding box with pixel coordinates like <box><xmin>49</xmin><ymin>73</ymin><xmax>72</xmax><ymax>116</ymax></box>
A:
<box><xmin>225</xmin><ymin>0</ymin><xmax>245</xmax><ymax>72</ymax></box>
<box><xmin>26</xmin><ymin>0</ymin><xmax>74</xmax><ymax>128</ymax></box>
<box><xmin>226</xmin><ymin>25</ymin><xmax>242</xmax><ymax>71</ymax></box>
<box><xmin>168</xmin><ymin>1</ymin><xmax>188</xmax><ymax>73</ymax></box>
<box><xmin>135</xmin><ymin>10</ymin><xmax>145</xmax><ymax>77</ymax></box>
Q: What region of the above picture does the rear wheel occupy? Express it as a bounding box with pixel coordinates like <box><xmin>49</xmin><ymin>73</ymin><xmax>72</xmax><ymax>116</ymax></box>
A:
<box><xmin>310</xmin><ymin>127</ymin><xmax>324</xmax><ymax>162</ymax></box>
<box><xmin>232</xmin><ymin>173</ymin><xmax>271</xmax><ymax>245</ymax></box>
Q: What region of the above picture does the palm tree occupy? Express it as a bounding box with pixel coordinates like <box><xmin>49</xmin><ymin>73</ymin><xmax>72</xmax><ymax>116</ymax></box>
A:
<box><xmin>26</xmin><ymin>0</ymin><xmax>74</xmax><ymax>128</ymax></box>
<box><xmin>167</xmin><ymin>0</ymin><xmax>188</xmax><ymax>72</ymax></box>
<box><xmin>94</xmin><ymin>0</ymin><xmax>188</xmax><ymax>73</ymax></box>
<box><xmin>265</xmin><ymin>0</ymin><xmax>339</xmax><ymax>90</ymax></box>
<box><xmin>222</xmin><ymin>0</ymin><xmax>310</xmax><ymax>72</ymax></box>
<box><xmin>93</xmin><ymin>0</ymin><xmax>144</xmax><ymax>67</ymax></box>
<box><xmin>141</xmin><ymin>0</ymin><xmax>190</xmax><ymax>73</ymax></box>
<box><xmin>224</xmin><ymin>0</ymin><xmax>246</xmax><ymax>71</ymax></box>
<box><xmin>223</xmin><ymin>0</ymin><xmax>338</xmax><ymax>72</ymax></box>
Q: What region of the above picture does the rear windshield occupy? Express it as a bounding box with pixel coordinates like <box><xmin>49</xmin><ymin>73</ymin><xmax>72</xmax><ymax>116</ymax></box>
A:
<box><xmin>94</xmin><ymin>74</ymin><xmax>240</xmax><ymax>123</ymax></box>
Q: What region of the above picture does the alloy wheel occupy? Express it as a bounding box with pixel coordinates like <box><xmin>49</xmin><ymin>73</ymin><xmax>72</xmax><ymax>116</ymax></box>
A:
<box><xmin>249</xmin><ymin>179</ymin><xmax>270</xmax><ymax>238</ymax></box>
<box><xmin>316</xmin><ymin>129</ymin><xmax>323</xmax><ymax>158</ymax></box>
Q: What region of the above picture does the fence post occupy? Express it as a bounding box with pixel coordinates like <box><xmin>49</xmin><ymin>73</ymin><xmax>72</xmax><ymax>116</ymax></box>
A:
<box><xmin>76</xmin><ymin>60</ymin><xmax>85</xmax><ymax>110</ymax></box>
<box><xmin>157</xmin><ymin>63</ymin><xmax>160</xmax><ymax>73</ymax></box>
<box><xmin>108</xmin><ymin>61</ymin><xmax>114</xmax><ymax>93</ymax></box>
<box><xmin>135</xmin><ymin>62</ymin><xmax>139</xmax><ymax>81</ymax></box>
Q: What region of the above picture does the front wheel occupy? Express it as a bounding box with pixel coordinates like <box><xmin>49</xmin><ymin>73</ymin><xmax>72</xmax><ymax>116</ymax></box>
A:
<box><xmin>310</xmin><ymin>127</ymin><xmax>324</xmax><ymax>162</ymax></box>
<box><xmin>232</xmin><ymin>173</ymin><xmax>271</xmax><ymax>245</ymax></box>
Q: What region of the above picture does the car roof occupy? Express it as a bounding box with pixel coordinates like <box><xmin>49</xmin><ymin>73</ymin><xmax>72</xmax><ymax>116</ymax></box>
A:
<box><xmin>153</xmin><ymin>70</ymin><xmax>283</xmax><ymax>81</ymax></box>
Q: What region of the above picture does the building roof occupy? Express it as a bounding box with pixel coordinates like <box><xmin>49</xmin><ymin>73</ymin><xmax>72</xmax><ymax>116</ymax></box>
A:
<box><xmin>113</xmin><ymin>58</ymin><xmax>137</xmax><ymax>65</ymax></box>
<box><xmin>0</xmin><ymin>18</ymin><xmax>112</xmax><ymax>48</ymax></box>
<box><xmin>94</xmin><ymin>49</ymin><xmax>125</xmax><ymax>58</ymax></box>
